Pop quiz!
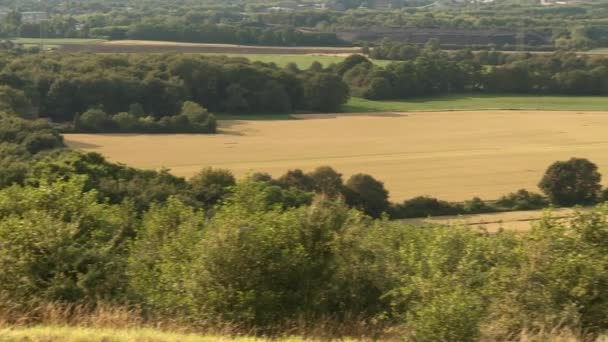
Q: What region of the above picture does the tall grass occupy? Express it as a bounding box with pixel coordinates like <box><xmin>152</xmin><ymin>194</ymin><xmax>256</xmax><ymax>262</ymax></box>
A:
<box><xmin>0</xmin><ymin>302</ymin><xmax>604</xmax><ymax>341</ymax></box>
<box><xmin>0</xmin><ymin>302</ymin><xmax>401</xmax><ymax>341</ymax></box>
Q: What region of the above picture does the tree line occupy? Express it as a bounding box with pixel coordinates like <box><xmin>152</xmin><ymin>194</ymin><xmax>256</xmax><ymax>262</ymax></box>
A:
<box><xmin>1</xmin><ymin>49</ymin><xmax>608</xmax><ymax>134</ymax></box>
<box><xmin>340</xmin><ymin>47</ymin><xmax>608</xmax><ymax>100</ymax></box>
<box><xmin>2</xmin><ymin>111</ymin><xmax>608</xmax><ymax>340</ymax></box>
<box><xmin>2</xmin><ymin>0</ymin><xmax>608</xmax><ymax>49</ymax></box>
<box><xmin>73</xmin><ymin>102</ymin><xmax>217</xmax><ymax>134</ymax></box>
<box><xmin>0</xmin><ymin>53</ymin><xmax>349</xmax><ymax>127</ymax></box>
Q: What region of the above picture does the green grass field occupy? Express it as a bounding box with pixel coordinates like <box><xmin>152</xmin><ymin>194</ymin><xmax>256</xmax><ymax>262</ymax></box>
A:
<box><xmin>11</xmin><ymin>38</ymin><xmax>106</xmax><ymax>45</ymax></box>
<box><xmin>343</xmin><ymin>94</ymin><xmax>608</xmax><ymax>112</ymax></box>
<box><xmin>214</xmin><ymin>95</ymin><xmax>608</xmax><ymax>121</ymax></box>
<box><xmin>203</xmin><ymin>53</ymin><xmax>391</xmax><ymax>68</ymax></box>
<box><xmin>0</xmin><ymin>326</ymin><xmax>359</xmax><ymax>342</ymax></box>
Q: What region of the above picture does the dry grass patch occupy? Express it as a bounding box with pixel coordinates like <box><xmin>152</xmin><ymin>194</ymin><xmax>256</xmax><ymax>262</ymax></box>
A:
<box><xmin>0</xmin><ymin>326</ymin><xmax>287</xmax><ymax>341</ymax></box>
<box><xmin>65</xmin><ymin>110</ymin><xmax>608</xmax><ymax>202</ymax></box>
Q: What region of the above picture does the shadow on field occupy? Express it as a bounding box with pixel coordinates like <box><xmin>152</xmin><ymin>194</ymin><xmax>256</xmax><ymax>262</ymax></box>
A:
<box><xmin>63</xmin><ymin>139</ymin><xmax>101</xmax><ymax>149</ymax></box>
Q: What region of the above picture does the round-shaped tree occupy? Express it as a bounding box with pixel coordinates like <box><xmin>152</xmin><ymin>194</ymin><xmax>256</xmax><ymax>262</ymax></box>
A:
<box><xmin>538</xmin><ymin>158</ymin><xmax>602</xmax><ymax>206</ymax></box>
<box><xmin>344</xmin><ymin>173</ymin><xmax>390</xmax><ymax>218</ymax></box>
<box><xmin>190</xmin><ymin>167</ymin><xmax>236</xmax><ymax>208</ymax></box>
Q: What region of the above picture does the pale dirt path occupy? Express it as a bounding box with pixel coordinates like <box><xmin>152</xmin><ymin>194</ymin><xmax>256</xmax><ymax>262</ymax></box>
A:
<box><xmin>65</xmin><ymin>110</ymin><xmax>608</xmax><ymax>202</ymax></box>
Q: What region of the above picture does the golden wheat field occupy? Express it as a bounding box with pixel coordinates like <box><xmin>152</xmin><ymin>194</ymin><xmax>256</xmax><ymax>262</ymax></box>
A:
<box><xmin>65</xmin><ymin>110</ymin><xmax>608</xmax><ymax>201</ymax></box>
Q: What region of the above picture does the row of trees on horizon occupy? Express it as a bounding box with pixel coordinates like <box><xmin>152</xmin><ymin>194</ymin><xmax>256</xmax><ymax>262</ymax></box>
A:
<box><xmin>1</xmin><ymin>0</ymin><xmax>607</xmax><ymax>50</ymax></box>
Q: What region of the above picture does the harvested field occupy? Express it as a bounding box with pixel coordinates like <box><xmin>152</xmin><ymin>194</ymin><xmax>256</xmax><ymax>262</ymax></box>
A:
<box><xmin>402</xmin><ymin>207</ymin><xmax>578</xmax><ymax>232</ymax></box>
<box><xmin>60</xmin><ymin>40</ymin><xmax>362</xmax><ymax>55</ymax></box>
<box><xmin>65</xmin><ymin>110</ymin><xmax>608</xmax><ymax>202</ymax></box>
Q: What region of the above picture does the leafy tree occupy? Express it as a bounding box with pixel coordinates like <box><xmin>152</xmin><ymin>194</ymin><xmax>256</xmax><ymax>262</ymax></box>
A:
<box><xmin>76</xmin><ymin>108</ymin><xmax>113</xmax><ymax>132</ymax></box>
<box><xmin>0</xmin><ymin>179</ymin><xmax>135</xmax><ymax>303</ymax></box>
<box><xmin>277</xmin><ymin>169</ymin><xmax>314</xmax><ymax>192</ymax></box>
<box><xmin>307</xmin><ymin>166</ymin><xmax>344</xmax><ymax>198</ymax></box>
<box><xmin>495</xmin><ymin>189</ymin><xmax>548</xmax><ymax>210</ymax></box>
<box><xmin>112</xmin><ymin>112</ymin><xmax>138</xmax><ymax>132</ymax></box>
<box><xmin>463</xmin><ymin>197</ymin><xmax>493</xmax><ymax>214</ymax></box>
<box><xmin>181</xmin><ymin>101</ymin><xmax>209</xmax><ymax>122</ymax></box>
<box><xmin>335</xmin><ymin>54</ymin><xmax>372</xmax><ymax>76</ymax></box>
<box><xmin>391</xmin><ymin>196</ymin><xmax>461</xmax><ymax>219</ymax></box>
<box><xmin>302</xmin><ymin>73</ymin><xmax>349</xmax><ymax>112</ymax></box>
<box><xmin>363</xmin><ymin>77</ymin><xmax>393</xmax><ymax>100</ymax></box>
<box><xmin>189</xmin><ymin>167</ymin><xmax>236</xmax><ymax>208</ymax></box>
<box><xmin>249</xmin><ymin>172</ymin><xmax>275</xmax><ymax>183</ymax></box>
<box><xmin>27</xmin><ymin>152</ymin><xmax>191</xmax><ymax>212</ymax></box>
<box><xmin>2</xmin><ymin>11</ymin><xmax>21</xmax><ymax>37</ymax></box>
<box><xmin>308</xmin><ymin>61</ymin><xmax>323</xmax><ymax>72</ymax></box>
<box><xmin>344</xmin><ymin>173</ymin><xmax>390</xmax><ymax>218</ymax></box>
<box><xmin>0</xmin><ymin>113</ymin><xmax>64</xmax><ymax>156</ymax></box>
<box><xmin>0</xmin><ymin>86</ymin><xmax>33</xmax><ymax>118</ymax></box>
<box><xmin>223</xmin><ymin>84</ymin><xmax>250</xmax><ymax>112</ymax></box>
<box><xmin>538</xmin><ymin>158</ymin><xmax>602</xmax><ymax>206</ymax></box>
<box><xmin>129</xmin><ymin>103</ymin><xmax>146</xmax><ymax>118</ymax></box>
<box><xmin>127</xmin><ymin>198</ymin><xmax>205</xmax><ymax>316</ymax></box>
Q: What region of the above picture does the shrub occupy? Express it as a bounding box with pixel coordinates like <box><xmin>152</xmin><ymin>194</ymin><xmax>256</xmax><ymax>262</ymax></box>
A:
<box><xmin>495</xmin><ymin>189</ymin><xmax>548</xmax><ymax>210</ymax></box>
<box><xmin>112</xmin><ymin>112</ymin><xmax>138</xmax><ymax>132</ymax></box>
<box><xmin>391</xmin><ymin>196</ymin><xmax>462</xmax><ymax>219</ymax></box>
<box><xmin>307</xmin><ymin>166</ymin><xmax>344</xmax><ymax>198</ymax></box>
<box><xmin>0</xmin><ymin>113</ymin><xmax>64</xmax><ymax>155</ymax></box>
<box><xmin>0</xmin><ymin>85</ymin><xmax>33</xmax><ymax>118</ymax></box>
<box><xmin>487</xmin><ymin>206</ymin><xmax>608</xmax><ymax>335</ymax></box>
<box><xmin>277</xmin><ymin>169</ymin><xmax>314</xmax><ymax>192</ymax></box>
<box><xmin>463</xmin><ymin>197</ymin><xmax>494</xmax><ymax>214</ymax></box>
<box><xmin>75</xmin><ymin>108</ymin><xmax>114</xmax><ymax>132</ymax></box>
<box><xmin>189</xmin><ymin>167</ymin><xmax>236</xmax><ymax>208</ymax></box>
<box><xmin>22</xmin><ymin>132</ymin><xmax>64</xmax><ymax>154</ymax></box>
<box><xmin>301</xmin><ymin>73</ymin><xmax>349</xmax><ymax>112</ymax></box>
<box><xmin>344</xmin><ymin>173</ymin><xmax>390</xmax><ymax>218</ymax></box>
<box><xmin>0</xmin><ymin>179</ymin><xmax>135</xmax><ymax>303</ymax></box>
<box><xmin>127</xmin><ymin>198</ymin><xmax>205</xmax><ymax>317</ymax></box>
<box><xmin>409</xmin><ymin>290</ymin><xmax>484</xmax><ymax>342</ymax></box>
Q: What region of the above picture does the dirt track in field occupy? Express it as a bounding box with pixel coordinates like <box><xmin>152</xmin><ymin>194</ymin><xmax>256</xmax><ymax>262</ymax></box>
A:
<box><xmin>64</xmin><ymin>110</ymin><xmax>608</xmax><ymax>202</ymax></box>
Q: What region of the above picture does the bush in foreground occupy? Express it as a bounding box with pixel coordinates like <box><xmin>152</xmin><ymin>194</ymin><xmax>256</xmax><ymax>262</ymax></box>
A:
<box><xmin>4</xmin><ymin>174</ymin><xmax>608</xmax><ymax>339</ymax></box>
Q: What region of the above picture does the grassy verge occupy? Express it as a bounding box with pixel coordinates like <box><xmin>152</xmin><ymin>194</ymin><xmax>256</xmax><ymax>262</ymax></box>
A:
<box><xmin>0</xmin><ymin>326</ymin><xmax>362</xmax><ymax>342</ymax></box>
<box><xmin>0</xmin><ymin>326</ymin><xmax>263</xmax><ymax>341</ymax></box>
<box><xmin>343</xmin><ymin>94</ymin><xmax>608</xmax><ymax>112</ymax></box>
<box><xmin>11</xmin><ymin>38</ymin><xmax>107</xmax><ymax>45</ymax></box>
<box><xmin>0</xmin><ymin>325</ymin><xmax>601</xmax><ymax>342</ymax></box>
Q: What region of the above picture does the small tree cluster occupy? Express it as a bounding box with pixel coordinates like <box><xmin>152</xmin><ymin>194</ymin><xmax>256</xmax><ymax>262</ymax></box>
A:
<box><xmin>74</xmin><ymin>101</ymin><xmax>217</xmax><ymax>133</ymax></box>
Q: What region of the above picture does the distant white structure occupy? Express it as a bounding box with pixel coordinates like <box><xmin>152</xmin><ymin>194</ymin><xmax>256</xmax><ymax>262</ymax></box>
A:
<box><xmin>540</xmin><ymin>0</ymin><xmax>575</xmax><ymax>5</ymax></box>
